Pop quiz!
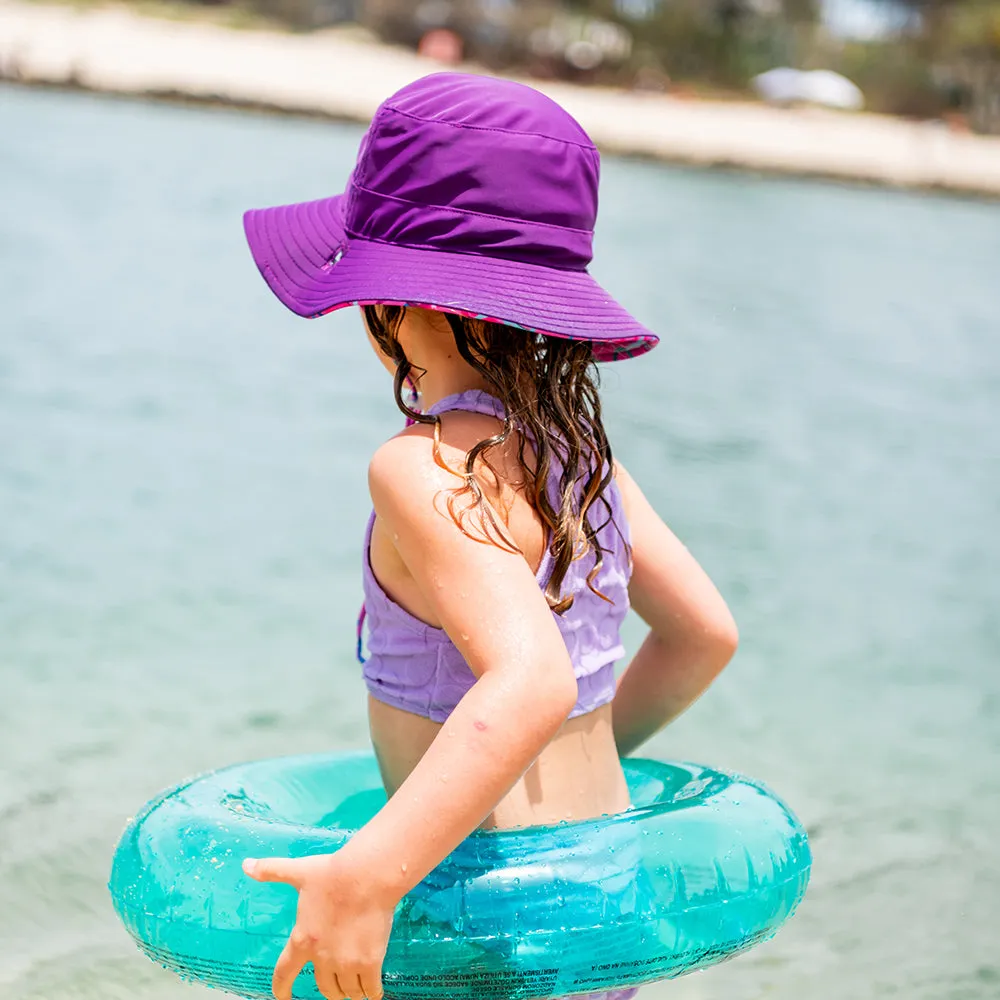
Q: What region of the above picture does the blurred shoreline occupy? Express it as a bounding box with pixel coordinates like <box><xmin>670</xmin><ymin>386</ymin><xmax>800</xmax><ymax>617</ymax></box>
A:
<box><xmin>3</xmin><ymin>1</ymin><xmax>1000</xmax><ymax>198</ymax></box>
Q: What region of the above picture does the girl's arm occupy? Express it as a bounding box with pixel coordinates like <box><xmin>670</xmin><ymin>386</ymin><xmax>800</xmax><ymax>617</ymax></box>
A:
<box><xmin>340</xmin><ymin>426</ymin><xmax>580</xmax><ymax>882</ymax></box>
<box><xmin>611</xmin><ymin>462</ymin><xmax>739</xmax><ymax>757</ymax></box>
<box><xmin>244</xmin><ymin>425</ymin><xmax>579</xmax><ymax>1000</ymax></box>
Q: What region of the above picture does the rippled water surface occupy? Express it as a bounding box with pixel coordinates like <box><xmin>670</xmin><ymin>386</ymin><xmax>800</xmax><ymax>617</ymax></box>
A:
<box><xmin>1</xmin><ymin>86</ymin><xmax>999</xmax><ymax>1000</ymax></box>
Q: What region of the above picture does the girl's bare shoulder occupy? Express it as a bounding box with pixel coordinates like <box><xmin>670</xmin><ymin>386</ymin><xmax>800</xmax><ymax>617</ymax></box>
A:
<box><xmin>370</xmin><ymin>410</ymin><xmax>520</xmax><ymax>494</ymax></box>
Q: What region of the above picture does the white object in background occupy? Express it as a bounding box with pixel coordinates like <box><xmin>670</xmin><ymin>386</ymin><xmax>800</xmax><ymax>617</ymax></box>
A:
<box><xmin>752</xmin><ymin>67</ymin><xmax>864</xmax><ymax>110</ymax></box>
<box><xmin>799</xmin><ymin>70</ymin><xmax>865</xmax><ymax>110</ymax></box>
<box><xmin>751</xmin><ymin>67</ymin><xmax>805</xmax><ymax>104</ymax></box>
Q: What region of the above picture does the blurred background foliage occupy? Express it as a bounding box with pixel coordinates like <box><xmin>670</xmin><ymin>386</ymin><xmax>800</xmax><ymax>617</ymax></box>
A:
<box><xmin>186</xmin><ymin>0</ymin><xmax>1000</xmax><ymax>131</ymax></box>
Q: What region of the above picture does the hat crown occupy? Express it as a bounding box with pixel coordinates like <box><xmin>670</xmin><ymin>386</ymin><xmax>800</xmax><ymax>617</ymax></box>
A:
<box><xmin>344</xmin><ymin>74</ymin><xmax>600</xmax><ymax>271</ymax></box>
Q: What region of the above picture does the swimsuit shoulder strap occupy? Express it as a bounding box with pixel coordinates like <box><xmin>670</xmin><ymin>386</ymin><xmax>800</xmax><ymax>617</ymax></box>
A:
<box><xmin>423</xmin><ymin>389</ymin><xmax>506</xmax><ymax>420</ymax></box>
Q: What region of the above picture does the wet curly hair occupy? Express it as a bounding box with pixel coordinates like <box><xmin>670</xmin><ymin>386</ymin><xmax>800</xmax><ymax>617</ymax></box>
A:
<box><xmin>364</xmin><ymin>305</ymin><xmax>621</xmax><ymax>613</ymax></box>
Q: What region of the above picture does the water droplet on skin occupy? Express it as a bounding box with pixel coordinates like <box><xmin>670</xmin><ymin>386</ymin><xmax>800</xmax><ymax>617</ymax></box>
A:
<box><xmin>400</xmin><ymin>862</ymin><xmax>408</xmax><ymax>874</ymax></box>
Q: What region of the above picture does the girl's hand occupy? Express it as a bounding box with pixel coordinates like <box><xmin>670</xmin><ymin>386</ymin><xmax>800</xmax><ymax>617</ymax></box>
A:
<box><xmin>243</xmin><ymin>853</ymin><xmax>394</xmax><ymax>1000</ymax></box>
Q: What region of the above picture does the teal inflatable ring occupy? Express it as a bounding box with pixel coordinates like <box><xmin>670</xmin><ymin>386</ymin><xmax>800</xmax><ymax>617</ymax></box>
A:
<box><xmin>109</xmin><ymin>752</ymin><xmax>810</xmax><ymax>999</ymax></box>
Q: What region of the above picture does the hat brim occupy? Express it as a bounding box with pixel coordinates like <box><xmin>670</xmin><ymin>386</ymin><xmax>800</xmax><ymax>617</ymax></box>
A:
<box><xmin>243</xmin><ymin>195</ymin><xmax>658</xmax><ymax>362</ymax></box>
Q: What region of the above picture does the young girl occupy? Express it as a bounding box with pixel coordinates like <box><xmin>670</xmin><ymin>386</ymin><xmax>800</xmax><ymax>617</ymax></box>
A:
<box><xmin>240</xmin><ymin>73</ymin><xmax>737</xmax><ymax>1000</ymax></box>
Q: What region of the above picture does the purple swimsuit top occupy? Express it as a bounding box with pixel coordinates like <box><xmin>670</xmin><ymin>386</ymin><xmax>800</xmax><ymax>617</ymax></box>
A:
<box><xmin>360</xmin><ymin>389</ymin><xmax>631</xmax><ymax>724</ymax></box>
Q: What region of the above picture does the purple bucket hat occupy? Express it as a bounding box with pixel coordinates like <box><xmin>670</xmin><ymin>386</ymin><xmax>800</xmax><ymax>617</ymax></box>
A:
<box><xmin>243</xmin><ymin>72</ymin><xmax>658</xmax><ymax>362</ymax></box>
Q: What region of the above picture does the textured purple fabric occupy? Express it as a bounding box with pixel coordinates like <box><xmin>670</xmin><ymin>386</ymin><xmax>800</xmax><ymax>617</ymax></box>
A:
<box><xmin>361</xmin><ymin>390</ymin><xmax>631</xmax><ymax>723</ymax></box>
<box><xmin>243</xmin><ymin>73</ymin><xmax>658</xmax><ymax>361</ymax></box>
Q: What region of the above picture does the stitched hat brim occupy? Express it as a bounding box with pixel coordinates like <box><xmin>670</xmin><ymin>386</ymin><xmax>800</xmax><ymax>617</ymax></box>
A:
<box><xmin>243</xmin><ymin>194</ymin><xmax>658</xmax><ymax>362</ymax></box>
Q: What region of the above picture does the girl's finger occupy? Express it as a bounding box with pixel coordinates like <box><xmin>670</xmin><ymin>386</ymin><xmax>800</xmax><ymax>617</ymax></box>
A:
<box><xmin>271</xmin><ymin>939</ymin><xmax>307</xmax><ymax>1000</ymax></box>
<box><xmin>243</xmin><ymin>857</ymin><xmax>302</xmax><ymax>887</ymax></box>
<box><xmin>359</xmin><ymin>966</ymin><xmax>385</xmax><ymax>1000</ymax></box>
<box><xmin>338</xmin><ymin>971</ymin><xmax>368</xmax><ymax>1000</ymax></box>
<box><xmin>312</xmin><ymin>963</ymin><xmax>345</xmax><ymax>1000</ymax></box>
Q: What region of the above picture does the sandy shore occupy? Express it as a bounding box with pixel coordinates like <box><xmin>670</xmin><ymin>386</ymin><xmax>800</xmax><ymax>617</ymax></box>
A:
<box><xmin>4</xmin><ymin>0</ymin><xmax>1000</xmax><ymax>197</ymax></box>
